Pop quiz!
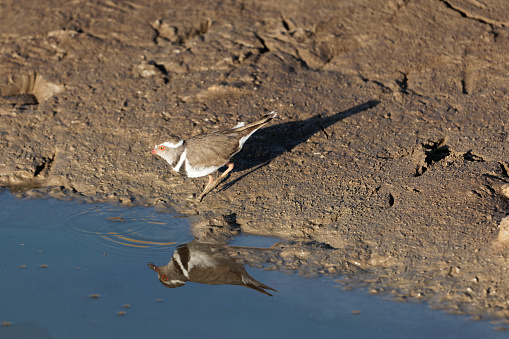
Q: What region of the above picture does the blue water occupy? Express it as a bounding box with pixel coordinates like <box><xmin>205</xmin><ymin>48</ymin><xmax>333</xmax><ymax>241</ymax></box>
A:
<box><xmin>0</xmin><ymin>189</ymin><xmax>506</xmax><ymax>338</ymax></box>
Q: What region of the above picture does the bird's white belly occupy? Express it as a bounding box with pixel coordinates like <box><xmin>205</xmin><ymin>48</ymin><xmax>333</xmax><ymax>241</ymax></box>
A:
<box><xmin>188</xmin><ymin>251</ymin><xmax>216</xmax><ymax>270</ymax></box>
<box><xmin>185</xmin><ymin>160</ymin><xmax>221</xmax><ymax>178</ymax></box>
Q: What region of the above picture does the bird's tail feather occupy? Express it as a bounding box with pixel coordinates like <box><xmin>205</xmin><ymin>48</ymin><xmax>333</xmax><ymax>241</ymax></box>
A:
<box><xmin>233</xmin><ymin>111</ymin><xmax>277</xmax><ymax>132</ymax></box>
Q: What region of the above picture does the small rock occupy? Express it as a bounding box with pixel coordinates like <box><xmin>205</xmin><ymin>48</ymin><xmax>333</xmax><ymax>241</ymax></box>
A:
<box><xmin>496</xmin><ymin>216</ymin><xmax>509</xmax><ymax>244</ymax></box>
<box><xmin>500</xmin><ymin>184</ymin><xmax>509</xmax><ymax>199</ymax></box>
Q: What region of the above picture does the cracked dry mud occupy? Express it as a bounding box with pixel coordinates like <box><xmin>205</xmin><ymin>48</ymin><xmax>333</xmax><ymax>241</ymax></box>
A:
<box><xmin>1</xmin><ymin>0</ymin><xmax>509</xmax><ymax>323</ymax></box>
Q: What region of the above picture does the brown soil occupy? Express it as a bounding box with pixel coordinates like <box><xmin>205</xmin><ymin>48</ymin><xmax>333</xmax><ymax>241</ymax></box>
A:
<box><xmin>1</xmin><ymin>0</ymin><xmax>509</xmax><ymax>323</ymax></box>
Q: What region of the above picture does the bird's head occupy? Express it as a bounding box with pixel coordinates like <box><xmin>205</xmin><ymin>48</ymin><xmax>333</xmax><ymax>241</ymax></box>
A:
<box><xmin>151</xmin><ymin>137</ymin><xmax>183</xmax><ymax>157</ymax></box>
<box><xmin>147</xmin><ymin>262</ymin><xmax>186</xmax><ymax>288</ymax></box>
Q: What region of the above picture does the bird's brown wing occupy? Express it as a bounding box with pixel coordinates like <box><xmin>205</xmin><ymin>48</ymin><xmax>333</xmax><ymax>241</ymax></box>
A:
<box><xmin>184</xmin><ymin>113</ymin><xmax>277</xmax><ymax>167</ymax></box>
<box><xmin>185</xmin><ymin>133</ymin><xmax>241</xmax><ymax>167</ymax></box>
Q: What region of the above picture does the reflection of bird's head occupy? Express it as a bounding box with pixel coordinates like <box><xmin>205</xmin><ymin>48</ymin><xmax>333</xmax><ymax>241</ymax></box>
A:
<box><xmin>147</xmin><ymin>262</ymin><xmax>186</xmax><ymax>288</ymax></box>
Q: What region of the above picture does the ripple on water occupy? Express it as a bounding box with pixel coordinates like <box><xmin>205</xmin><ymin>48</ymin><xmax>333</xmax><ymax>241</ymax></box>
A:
<box><xmin>68</xmin><ymin>205</ymin><xmax>184</xmax><ymax>248</ymax></box>
<box><xmin>0</xmin><ymin>190</ymin><xmax>191</xmax><ymax>263</ymax></box>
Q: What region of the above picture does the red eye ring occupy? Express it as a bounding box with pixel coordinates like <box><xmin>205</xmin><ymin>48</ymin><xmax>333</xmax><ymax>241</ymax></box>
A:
<box><xmin>159</xmin><ymin>145</ymin><xmax>166</xmax><ymax>151</ymax></box>
<box><xmin>161</xmin><ymin>274</ymin><xmax>169</xmax><ymax>281</ymax></box>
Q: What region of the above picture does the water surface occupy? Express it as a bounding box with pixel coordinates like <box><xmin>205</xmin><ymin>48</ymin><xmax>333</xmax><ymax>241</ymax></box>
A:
<box><xmin>0</xmin><ymin>190</ymin><xmax>505</xmax><ymax>338</ymax></box>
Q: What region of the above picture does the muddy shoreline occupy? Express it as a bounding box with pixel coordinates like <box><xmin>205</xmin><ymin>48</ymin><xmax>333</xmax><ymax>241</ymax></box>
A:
<box><xmin>1</xmin><ymin>0</ymin><xmax>509</xmax><ymax>323</ymax></box>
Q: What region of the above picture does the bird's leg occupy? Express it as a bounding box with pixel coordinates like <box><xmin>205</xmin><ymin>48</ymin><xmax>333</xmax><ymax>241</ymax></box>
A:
<box><xmin>198</xmin><ymin>174</ymin><xmax>215</xmax><ymax>201</ymax></box>
<box><xmin>203</xmin><ymin>174</ymin><xmax>214</xmax><ymax>191</ymax></box>
<box><xmin>217</xmin><ymin>163</ymin><xmax>234</xmax><ymax>181</ymax></box>
<box><xmin>198</xmin><ymin>163</ymin><xmax>234</xmax><ymax>202</ymax></box>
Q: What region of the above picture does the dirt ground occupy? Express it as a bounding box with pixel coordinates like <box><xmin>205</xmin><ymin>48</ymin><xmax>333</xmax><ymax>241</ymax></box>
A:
<box><xmin>1</xmin><ymin>0</ymin><xmax>509</xmax><ymax>323</ymax></box>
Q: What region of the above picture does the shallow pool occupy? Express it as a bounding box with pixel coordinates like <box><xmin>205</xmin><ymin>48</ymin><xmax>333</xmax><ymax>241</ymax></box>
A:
<box><xmin>0</xmin><ymin>189</ymin><xmax>505</xmax><ymax>338</ymax></box>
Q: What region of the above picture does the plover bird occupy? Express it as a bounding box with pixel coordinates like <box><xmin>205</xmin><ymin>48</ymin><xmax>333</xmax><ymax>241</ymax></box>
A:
<box><xmin>151</xmin><ymin>111</ymin><xmax>277</xmax><ymax>201</ymax></box>
<box><xmin>148</xmin><ymin>240</ymin><xmax>277</xmax><ymax>296</ymax></box>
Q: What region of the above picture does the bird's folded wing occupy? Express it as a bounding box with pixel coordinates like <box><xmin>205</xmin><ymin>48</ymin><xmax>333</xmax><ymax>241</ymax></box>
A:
<box><xmin>185</xmin><ymin>133</ymin><xmax>241</xmax><ymax>167</ymax></box>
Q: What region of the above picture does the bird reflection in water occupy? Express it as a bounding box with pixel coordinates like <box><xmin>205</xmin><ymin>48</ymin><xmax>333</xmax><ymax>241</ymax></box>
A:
<box><xmin>148</xmin><ymin>239</ymin><xmax>278</xmax><ymax>296</ymax></box>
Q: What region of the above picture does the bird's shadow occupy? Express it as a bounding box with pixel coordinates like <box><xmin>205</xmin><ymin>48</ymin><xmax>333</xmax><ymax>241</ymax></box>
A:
<box><xmin>219</xmin><ymin>100</ymin><xmax>380</xmax><ymax>191</ymax></box>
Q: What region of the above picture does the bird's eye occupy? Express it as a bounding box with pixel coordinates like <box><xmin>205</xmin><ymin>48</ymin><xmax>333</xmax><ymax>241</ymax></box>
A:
<box><xmin>159</xmin><ymin>146</ymin><xmax>166</xmax><ymax>151</ymax></box>
<box><xmin>161</xmin><ymin>274</ymin><xmax>169</xmax><ymax>281</ymax></box>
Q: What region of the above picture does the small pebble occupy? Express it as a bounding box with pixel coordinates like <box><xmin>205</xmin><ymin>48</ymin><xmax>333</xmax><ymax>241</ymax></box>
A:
<box><xmin>123</xmin><ymin>304</ymin><xmax>131</xmax><ymax>308</ymax></box>
<box><xmin>40</xmin><ymin>264</ymin><xmax>48</xmax><ymax>268</ymax></box>
<box><xmin>116</xmin><ymin>311</ymin><xmax>126</xmax><ymax>316</ymax></box>
<box><xmin>351</xmin><ymin>310</ymin><xmax>361</xmax><ymax>315</ymax></box>
<box><xmin>89</xmin><ymin>294</ymin><xmax>100</xmax><ymax>299</ymax></box>
<box><xmin>1</xmin><ymin>321</ymin><xmax>12</xmax><ymax>326</ymax></box>
<box><xmin>19</xmin><ymin>265</ymin><xmax>27</xmax><ymax>269</ymax></box>
<box><xmin>156</xmin><ymin>299</ymin><xmax>163</xmax><ymax>302</ymax></box>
